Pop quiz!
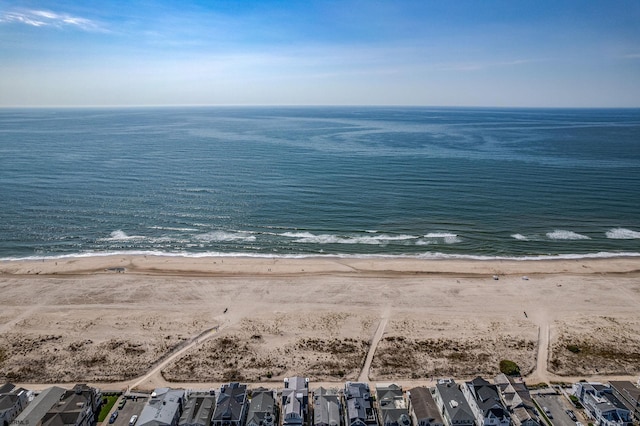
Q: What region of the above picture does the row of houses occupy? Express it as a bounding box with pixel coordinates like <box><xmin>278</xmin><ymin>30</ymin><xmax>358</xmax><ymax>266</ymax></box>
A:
<box><xmin>431</xmin><ymin>375</ymin><xmax>540</xmax><ymax>426</ymax></box>
<box><xmin>1</xmin><ymin>378</ymin><xmax>639</xmax><ymax>426</ymax></box>
<box><xmin>115</xmin><ymin>376</ymin><xmax>541</xmax><ymax>426</ymax></box>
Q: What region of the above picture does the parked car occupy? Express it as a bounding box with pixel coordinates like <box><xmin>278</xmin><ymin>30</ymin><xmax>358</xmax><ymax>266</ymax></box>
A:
<box><xmin>543</xmin><ymin>407</ymin><xmax>553</xmax><ymax>419</ymax></box>
<box><xmin>566</xmin><ymin>410</ymin><xmax>577</xmax><ymax>421</ymax></box>
<box><xmin>118</xmin><ymin>399</ymin><xmax>126</xmax><ymax>410</ymax></box>
<box><xmin>129</xmin><ymin>415</ymin><xmax>138</xmax><ymax>426</ymax></box>
<box><xmin>109</xmin><ymin>412</ymin><xmax>118</xmax><ymax>424</ymax></box>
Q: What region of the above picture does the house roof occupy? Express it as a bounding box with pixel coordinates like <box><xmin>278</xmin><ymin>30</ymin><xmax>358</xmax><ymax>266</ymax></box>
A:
<box><xmin>40</xmin><ymin>385</ymin><xmax>97</xmax><ymax>426</ymax></box>
<box><xmin>213</xmin><ymin>383</ymin><xmax>247</xmax><ymax>423</ymax></box>
<box><xmin>0</xmin><ymin>384</ymin><xmax>15</xmax><ymax>394</ymax></box>
<box><xmin>408</xmin><ymin>387</ymin><xmax>443</xmax><ymax>425</ymax></box>
<box><xmin>435</xmin><ymin>382</ymin><xmax>474</xmax><ymax>425</ymax></box>
<box><xmin>15</xmin><ymin>387</ymin><xmax>66</xmax><ymax>426</ymax></box>
<box><xmin>345</xmin><ymin>382</ymin><xmax>374</xmax><ymax>426</ymax></box>
<box><xmin>466</xmin><ymin>377</ymin><xmax>508</xmax><ymax>418</ymax></box>
<box><xmin>602</xmin><ymin>393</ymin><xmax>630</xmax><ymax>412</ymax></box>
<box><xmin>246</xmin><ymin>389</ymin><xmax>276</xmax><ymax>426</ymax></box>
<box><xmin>376</xmin><ymin>385</ymin><xmax>404</xmax><ymax>409</ymax></box>
<box><xmin>282</xmin><ymin>377</ymin><xmax>308</xmax><ymax>422</ymax></box>
<box><xmin>313</xmin><ymin>388</ymin><xmax>341</xmax><ymax>426</ymax></box>
<box><xmin>609</xmin><ymin>381</ymin><xmax>640</xmax><ymax>404</ymax></box>
<box><xmin>381</xmin><ymin>409</ymin><xmax>411</xmax><ymax>426</ymax></box>
<box><xmin>138</xmin><ymin>388</ymin><xmax>185</xmax><ymax>426</ymax></box>
<box><xmin>179</xmin><ymin>393</ymin><xmax>215</xmax><ymax>426</ymax></box>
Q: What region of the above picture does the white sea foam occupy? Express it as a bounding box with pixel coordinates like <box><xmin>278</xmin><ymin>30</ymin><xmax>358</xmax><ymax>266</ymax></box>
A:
<box><xmin>194</xmin><ymin>231</ymin><xmax>256</xmax><ymax>242</ymax></box>
<box><xmin>281</xmin><ymin>232</ymin><xmax>316</xmax><ymax>238</ymax></box>
<box><xmin>546</xmin><ymin>230</ymin><xmax>590</xmax><ymax>240</ymax></box>
<box><xmin>100</xmin><ymin>230</ymin><xmax>146</xmax><ymax>241</ymax></box>
<box><xmin>511</xmin><ymin>234</ymin><xmax>530</xmax><ymax>241</ymax></box>
<box><xmin>423</xmin><ymin>233</ymin><xmax>462</xmax><ymax>244</ymax></box>
<box><xmin>287</xmin><ymin>233</ymin><xmax>417</xmax><ymax>245</ymax></box>
<box><xmin>605</xmin><ymin>228</ymin><xmax>640</xmax><ymax>239</ymax></box>
<box><xmin>149</xmin><ymin>226</ymin><xmax>198</xmax><ymax>232</ymax></box>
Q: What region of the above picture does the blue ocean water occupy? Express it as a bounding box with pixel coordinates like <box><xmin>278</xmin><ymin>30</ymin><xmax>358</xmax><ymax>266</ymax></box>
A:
<box><xmin>1</xmin><ymin>106</ymin><xmax>639</xmax><ymax>260</ymax></box>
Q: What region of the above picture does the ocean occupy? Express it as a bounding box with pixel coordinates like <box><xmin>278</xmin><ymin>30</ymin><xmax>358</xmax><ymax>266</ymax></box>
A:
<box><xmin>1</xmin><ymin>106</ymin><xmax>639</xmax><ymax>260</ymax></box>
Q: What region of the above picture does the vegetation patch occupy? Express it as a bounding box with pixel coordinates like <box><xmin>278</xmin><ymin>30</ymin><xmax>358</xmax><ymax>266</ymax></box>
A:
<box><xmin>499</xmin><ymin>359</ymin><xmax>520</xmax><ymax>376</ymax></box>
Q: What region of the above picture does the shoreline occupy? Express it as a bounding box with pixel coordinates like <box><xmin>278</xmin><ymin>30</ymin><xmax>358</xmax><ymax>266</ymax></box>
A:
<box><xmin>2</xmin><ymin>253</ymin><xmax>640</xmax><ymax>276</ymax></box>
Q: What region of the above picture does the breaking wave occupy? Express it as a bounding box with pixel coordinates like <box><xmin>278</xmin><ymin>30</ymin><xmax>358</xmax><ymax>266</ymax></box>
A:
<box><xmin>546</xmin><ymin>230</ymin><xmax>590</xmax><ymax>240</ymax></box>
<box><xmin>194</xmin><ymin>231</ymin><xmax>257</xmax><ymax>242</ymax></box>
<box><xmin>605</xmin><ymin>228</ymin><xmax>640</xmax><ymax>239</ymax></box>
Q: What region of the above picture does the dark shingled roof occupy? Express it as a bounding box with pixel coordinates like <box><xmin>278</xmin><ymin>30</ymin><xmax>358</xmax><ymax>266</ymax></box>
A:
<box><xmin>408</xmin><ymin>387</ymin><xmax>443</xmax><ymax>426</ymax></box>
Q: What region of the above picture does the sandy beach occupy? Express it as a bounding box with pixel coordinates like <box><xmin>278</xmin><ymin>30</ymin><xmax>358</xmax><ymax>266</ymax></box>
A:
<box><xmin>1</xmin><ymin>255</ymin><xmax>639</xmax><ymax>390</ymax></box>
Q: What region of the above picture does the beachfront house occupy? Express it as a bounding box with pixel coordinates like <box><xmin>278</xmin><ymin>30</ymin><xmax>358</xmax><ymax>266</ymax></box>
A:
<box><xmin>246</xmin><ymin>388</ymin><xmax>277</xmax><ymax>426</ymax></box>
<box><xmin>344</xmin><ymin>383</ymin><xmax>377</xmax><ymax>426</ymax></box>
<box><xmin>493</xmin><ymin>374</ymin><xmax>539</xmax><ymax>426</ymax></box>
<box><xmin>0</xmin><ymin>383</ymin><xmax>29</xmax><ymax>426</ymax></box>
<box><xmin>573</xmin><ymin>383</ymin><xmax>632</xmax><ymax>426</ymax></box>
<box><xmin>608</xmin><ymin>381</ymin><xmax>640</xmax><ymax>423</ymax></box>
<box><xmin>38</xmin><ymin>384</ymin><xmax>101</xmax><ymax>426</ymax></box>
<box><xmin>433</xmin><ymin>380</ymin><xmax>475</xmax><ymax>426</ymax></box>
<box><xmin>212</xmin><ymin>383</ymin><xmax>248</xmax><ymax>426</ymax></box>
<box><xmin>313</xmin><ymin>388</ymin><xmax>342</xmax><ymax>426</ymax></box>
<box><xmin>282</xmin><ymin>377</ymin><xmax>309</xmax><ymax>426</ymax></box>
<box><xmin>376</xmin><ymin>384</ymin><xmax>411</xmax><ymax>426</ymax></box>
<box><xmin>462</xmin><ymin>377</ymin><xmax>510</xmax><ymax>426</ymax></box>
<box><xmin>13</xmin><ymin>386</ymin><xmax>66</xmax><ymax>426</ymax></box>
<box><xmin>138</xmin><ymin>388</ymin><xmax>185</xmax><ymax>426</ymax></box>
<box><xmin>179</xmin><ymin>391</ymin><xmax>216</xmax><ymax>426</ymax></box>
<box><xmin>408</xmin><ymin>387</ymin><xmax>444</xmax><ymax>426</ymax></box>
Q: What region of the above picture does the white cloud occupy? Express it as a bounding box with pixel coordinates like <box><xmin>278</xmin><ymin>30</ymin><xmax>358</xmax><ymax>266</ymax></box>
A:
<box><xmin>0</xmin><ymin>9</ymin><xmax>104</xmax><ymax>32</ymax></box>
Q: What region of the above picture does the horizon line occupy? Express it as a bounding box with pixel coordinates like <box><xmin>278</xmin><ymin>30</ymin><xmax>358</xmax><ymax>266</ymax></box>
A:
<box><xmin>2</xmin><ymin>104</ymin><xmax>640</xmax><ymax>110</ymax></box>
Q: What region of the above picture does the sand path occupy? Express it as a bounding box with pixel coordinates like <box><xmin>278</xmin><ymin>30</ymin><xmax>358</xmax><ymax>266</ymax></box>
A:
<box><xmin>529</xmin><ymin>323</ymin><xmax>551</xmax><ymax>383</ymax></box>
<box><xmin>358</xmin><ymin>305</ymin><xmax>390</xmax><ymax>382</ymax></box>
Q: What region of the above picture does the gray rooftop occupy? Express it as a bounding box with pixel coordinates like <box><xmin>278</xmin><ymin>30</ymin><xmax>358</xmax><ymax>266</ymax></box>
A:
<box><xmin>213</xmin><ymin>383</ymin><xmax>248</xmax><ymax>424</ymax></box>
<box><xmin>376</xmin><ymin>385</ymin><xmax>410</xmax><ymax>426</ymax></box>
<box><xmin>408</xmin><ymin>387</ymin><xmax>443</xmax><ymax>426</ymax></box>
<box><xmin>246</xmin><ymin>388</ymin><xmax>276</xmax><ymax>426</ymax></box>
<box><xmin>345</xmin><ymin>383</ymin><xmax>376</xmax><ymax>426</ymax></box>
<box><xmin>138</xmin><ymin>388</ymin><xmax>185</xmax><ymax>426</ymax></box>
<box><xmin>0</xmin><ymin>384</ymin><xmax>15</xmax><ymax>394</ymax></box>
<box><xmin>282</xmin><ymin>377</ymin><xmax>309</xmax><ymax>426</ymax></box>
<box><xmin>609</xmin><ymin>381</ymin><xmax>640</xmax><ymax>409</ymax></box>
<box><xmin>14</xmin><ymin>386</ymin><xmax>66</xmax><ymax>426</ymax></box>
<box><xmin>179</xmin><ymin>393</ymin><xmax>215</xmax><ymax>426</ymax></box>
<box><xmin>494</xmin><ymin>375</ymin><xmax>538</xmax><ymax>426</ymax></box>
<box><xmin>435</xmin><ymin>381</ymin><xmax>474</xmax><ymax>426</ymax></box>
<box><xmin>0</xmin><ymin>384</ymin><xmax>27</xmax><ymax>412</ymax></box>
<box><xmin>313</xmin><ymin>388</ymin><xmax>341</xmax><ymax>426</ymax></box>
<box><xmin>466</xmin><ymin>377</ymin><xmax>508</xmax><ymax>420</ymax></box>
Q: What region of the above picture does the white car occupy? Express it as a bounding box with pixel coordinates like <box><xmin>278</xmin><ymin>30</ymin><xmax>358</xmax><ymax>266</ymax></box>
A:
<box><xmin>129</xmin><ymin>415</ymin><xmax>138</xmax><ymax>426</ymax></box>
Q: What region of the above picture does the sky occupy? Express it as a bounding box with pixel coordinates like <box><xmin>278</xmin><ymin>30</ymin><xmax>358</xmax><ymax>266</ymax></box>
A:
<box><xmin>1</xmin><ymin>0</ymin><xmax>640</xmax><ymax>107</ymax></box>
